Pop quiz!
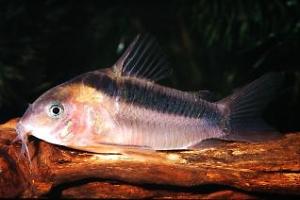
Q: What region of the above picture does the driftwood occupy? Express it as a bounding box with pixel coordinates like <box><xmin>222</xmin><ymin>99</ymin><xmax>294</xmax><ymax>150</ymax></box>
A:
<box><xmin>0</xmin><ymin>118</ymin><xmax>299</xmax><ymax>199</ymax></box>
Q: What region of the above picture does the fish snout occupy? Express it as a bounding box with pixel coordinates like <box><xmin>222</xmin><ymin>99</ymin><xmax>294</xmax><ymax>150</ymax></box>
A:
<box><xmin>16</xmin><ymin>121</ymin><xmax>31</xmax><ymax>139</ymax></box>
<box><xmin>16</xmin><ymin>121</ymin><xmax>24</xmax><ymax>135</ymax></box>
<box><xmin>16</xmin><ymin>104</ymin><xmax>35</xmax><ymax>137</ymax></box>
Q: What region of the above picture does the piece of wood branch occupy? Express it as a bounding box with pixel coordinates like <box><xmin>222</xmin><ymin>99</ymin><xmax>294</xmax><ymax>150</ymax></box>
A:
<box><xmin>0</xmin><ymin>118</ymin><xmax>299</xmax><ymax>198</ymax></box>
<box><xmin>61</xmin><ymin>182</ymin><xmax>257</xmax><ymax>199</ymax></box>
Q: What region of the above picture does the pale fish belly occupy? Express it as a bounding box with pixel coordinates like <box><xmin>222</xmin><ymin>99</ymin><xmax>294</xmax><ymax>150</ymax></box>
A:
<box><xmin>104</xmin><ymin>101</ymin><xmax>226</xmax><ymax>150</ymax></box>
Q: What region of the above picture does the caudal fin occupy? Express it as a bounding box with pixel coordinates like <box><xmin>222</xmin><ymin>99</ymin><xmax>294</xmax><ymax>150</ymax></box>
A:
<box><xmin>217</xmin><ymin>72</ymin><xmax>283</xmax><ymax>142</ymax></box>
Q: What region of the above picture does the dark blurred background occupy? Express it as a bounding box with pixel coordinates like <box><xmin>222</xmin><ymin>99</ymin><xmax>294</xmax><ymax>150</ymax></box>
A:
<box><xmin>0</xmin><ymin>0</ymin><xmax>299</xmax><ymax>132</ymax></box>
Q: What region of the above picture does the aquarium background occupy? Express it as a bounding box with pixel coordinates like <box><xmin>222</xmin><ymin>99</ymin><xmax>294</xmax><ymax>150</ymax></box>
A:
<box><xmin>0</xmin><ymin>0</ymin><xmax>299</xmax><ymax>132</ymax></box>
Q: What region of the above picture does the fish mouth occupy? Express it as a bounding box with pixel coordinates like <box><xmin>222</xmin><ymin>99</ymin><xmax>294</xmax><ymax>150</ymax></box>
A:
<box><xmin>16</xmin><ymin>121</ymin><xmax>31</xmax><ymax>140</ymax></box>
<box><xmin>14</xmin><ymin>121</ymin><xmax>32</xmax><ymax>161</ymax></box>
<box><xmin>15</xmin><ymin>104</ymin><xmax>34</xmax><ymax>139</ymax></box>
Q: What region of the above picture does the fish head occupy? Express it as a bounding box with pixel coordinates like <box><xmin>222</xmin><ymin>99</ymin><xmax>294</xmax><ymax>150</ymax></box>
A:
<box><xmin>16</xmin><ymin>84</ymin><xmax>78</xmax><ymax>147</ymax></box>
<box><xmin>16</xmin><ymin>72</ymin><xmax>118</xmax><ymax>151</ymax></box>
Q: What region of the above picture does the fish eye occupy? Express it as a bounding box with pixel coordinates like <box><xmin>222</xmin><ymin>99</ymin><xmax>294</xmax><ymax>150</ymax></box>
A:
<box><xmin>48</xmin><ymin>102</ymin><xmax>64</xmax><ymax>118</ymax></box>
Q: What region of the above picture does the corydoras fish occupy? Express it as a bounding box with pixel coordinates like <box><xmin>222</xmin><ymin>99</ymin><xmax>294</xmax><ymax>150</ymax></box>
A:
<box><xmin>16</xmin><ymin>35</ymin><xmax>282</xmax><ymax>156</ymax></box>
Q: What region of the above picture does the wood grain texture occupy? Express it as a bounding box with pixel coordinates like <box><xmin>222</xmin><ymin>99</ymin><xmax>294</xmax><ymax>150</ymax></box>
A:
<box><xmin>0</xmin><ymin>118</ymin><xmax>299</xmax><ymax>198</ymax></box>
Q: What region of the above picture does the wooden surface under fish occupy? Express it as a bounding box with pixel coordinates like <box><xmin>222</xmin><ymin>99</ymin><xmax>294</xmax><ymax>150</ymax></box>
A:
<box><xmin>1</xmin><ymin>119</ymin><xmax>299</xmax><ymax>198</ymax></box>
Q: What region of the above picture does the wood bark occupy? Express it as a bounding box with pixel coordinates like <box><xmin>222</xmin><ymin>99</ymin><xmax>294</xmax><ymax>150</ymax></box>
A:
<box><xmin>0</xmin><ymin>118</ymin><xmax>299</xmax><ymax>198</ymax></box>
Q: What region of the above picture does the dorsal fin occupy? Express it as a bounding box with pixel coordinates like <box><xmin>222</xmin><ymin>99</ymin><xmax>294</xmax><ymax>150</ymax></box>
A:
<box><xmin>113</xmin><ymin>34</ymin><xmax>172</xmax><ymax>82</ymax></box>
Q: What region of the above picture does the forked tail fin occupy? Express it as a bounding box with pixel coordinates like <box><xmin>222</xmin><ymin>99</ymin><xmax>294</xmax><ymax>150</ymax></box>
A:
<box><xmin>217</xmin><ymin>72</ymin><xmax>283</xmax><ymax>142</ymax></box>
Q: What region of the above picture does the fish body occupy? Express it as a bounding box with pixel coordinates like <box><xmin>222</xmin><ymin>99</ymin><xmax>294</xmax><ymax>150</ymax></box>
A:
<box><xmin>16</xmin><ymin>35</ymin><xmax>282</xmax><ymax>154</ymax></box>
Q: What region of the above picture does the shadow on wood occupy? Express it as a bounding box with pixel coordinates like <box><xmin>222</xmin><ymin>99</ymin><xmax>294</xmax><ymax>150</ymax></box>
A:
<box><xmin>0</xmin><ymin>118</ymin><xmax>299</xmax><ymax>198</ymax></box>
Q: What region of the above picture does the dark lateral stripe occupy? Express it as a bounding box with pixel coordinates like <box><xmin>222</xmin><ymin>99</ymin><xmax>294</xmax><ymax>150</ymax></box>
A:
<box><xmin>120</xmin><ymin>79</ymin><xmax>208</xmax><ymax>118</ymax></box>
<box><xmin>71</xmin><ymin>71</ymin><xmax>218</xmax><ymax>119</ymax></box>
<box><xmin>70</xmin><ymin>71</ymin><xmax>118</xmax><ymax>97</ymax></box>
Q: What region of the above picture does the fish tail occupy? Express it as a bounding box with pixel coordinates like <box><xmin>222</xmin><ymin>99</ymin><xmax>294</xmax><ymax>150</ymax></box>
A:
<box><xmin>217</xmin><ymin>72</ymin><xmax>284</xmax><ymax>142</ymax></box>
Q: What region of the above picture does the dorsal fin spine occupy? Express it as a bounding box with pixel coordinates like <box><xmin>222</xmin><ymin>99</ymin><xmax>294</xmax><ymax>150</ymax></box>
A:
<box><xmin>139</xmin><ymin>44</ymin><xmax>160</xmax><ymax>78</ymax></box>
<box><xmin>132</xmin><ymin>37</ymin><xmax>156</xmax><ymax>77</ymax></box>
<box><xmin>113</xmin><ymin>34</ymin><xmax>171</xmax><ymax>82</ymax></box>
<box><xmin>124</xmin><ymin>36</ymin><xmax>146</xmax><ymax>75</ymax></box>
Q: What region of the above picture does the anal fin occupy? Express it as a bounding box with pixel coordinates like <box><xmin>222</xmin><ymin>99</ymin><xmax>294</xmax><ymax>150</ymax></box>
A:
<box><xmin>188</xmin><ymin>139</ymin><xmax>231</xmax><ymax>149</ymax></box>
